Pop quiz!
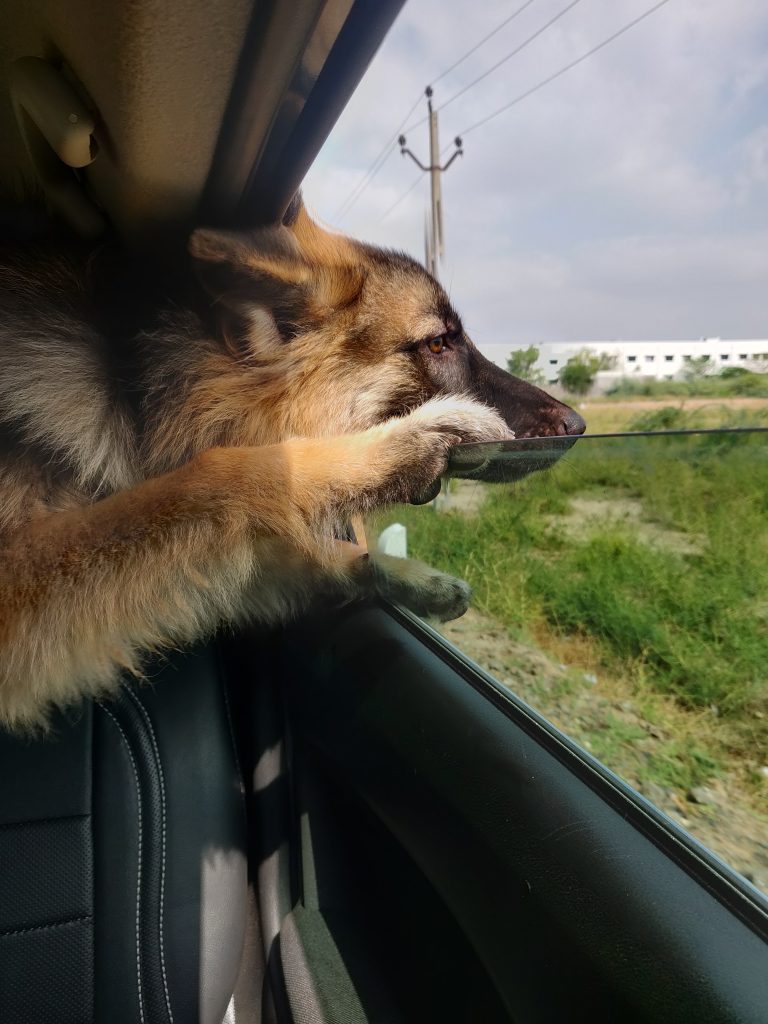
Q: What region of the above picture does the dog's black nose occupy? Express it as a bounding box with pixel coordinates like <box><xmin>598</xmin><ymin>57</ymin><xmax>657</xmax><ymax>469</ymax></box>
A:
<box><xmin>563</xmin><ymin>408</ymin><xmax>587</xmax><ymax>436</ymax></box>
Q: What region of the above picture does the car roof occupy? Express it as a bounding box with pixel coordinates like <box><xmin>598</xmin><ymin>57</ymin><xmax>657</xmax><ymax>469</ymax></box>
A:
<box><xmin>0</xmin><ymin>0</ymin><xmax>405</xmax><ymax>239</ymax></box>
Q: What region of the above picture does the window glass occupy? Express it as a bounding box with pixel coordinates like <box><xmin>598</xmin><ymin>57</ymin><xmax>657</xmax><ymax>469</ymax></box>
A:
<box><xmin>305</xmin><ymin>0</ymin><xmax>768</xmax><ymax>896</ymax></box>
<box><xmin>371</xmin><ymin>425</ymin><xmax>768</xmax><ymax>894</ymax></box>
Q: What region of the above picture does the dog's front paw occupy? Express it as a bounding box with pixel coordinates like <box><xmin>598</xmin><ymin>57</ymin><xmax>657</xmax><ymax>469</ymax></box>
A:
<box><xmin>371</xmin><ymin>554</ymin><xmax>472</xmax><ymax>622</ymax></box>
<box><xmin>377</xmin><ymin>396</ymin><xmax>514</xmax><ymax>506</ymax></box>
<box><xmin>399</xmin><ymin>396</ymin><xmax>514</xmax><ymax>445</ymax></box>
<box><xmin>380</xmin><ymin>428</ymin><xmax>458</xmax><ymax>506</ymax></box>
<box><xmin>413</xmin><ymin>570</ymin><xmax>472</xmax><ymax>621</ymax></box>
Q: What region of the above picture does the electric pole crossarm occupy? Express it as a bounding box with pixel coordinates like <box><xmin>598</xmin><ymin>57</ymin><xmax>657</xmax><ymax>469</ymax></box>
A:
<box><xmin>396</xmin><ymin>87</ymin><xmax>463</xmax><ymax>281</ymax></box>
<box><xmin>398</xmin><ymin>143</ymin><xmax>431</xmax><ymax>172</ymax></box>
<box><xmin>398</xmin><ymin>139</ymin><xmax>463</xmax><ymax>172</ymax></box>
<box><xmin>439</xmin><ymin>143</ymin><xmax>463</xmax><ymax>171</ymax></box>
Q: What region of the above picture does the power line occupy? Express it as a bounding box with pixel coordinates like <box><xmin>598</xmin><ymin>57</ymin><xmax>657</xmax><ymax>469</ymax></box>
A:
<box><xmin>334</xmin><ymin>146</ymin><xmax>394</xmax><ymax>222</ymax></box>
<box><xmin>453</xmin><ymin>0</ymin><xmax>673</xmax><ymax>140</ymax></box>
<box><xmin>344</xmin><ymin>0</ymin><xmax>668</xmax><ymax>225</ymax></box>
<box><xmin>334</xmin><ymin>92</ymin><xmax>423</xmax><ymax>222</ymax></box>
<box><xmin>380</xmin><ymin>0</ymin><xmax>673</xmax><ymax>237</ymax></box>
<box><xmin>338</xmin><ymin>2</ymin><xmax>547</xmax><ymax>220</ymax></box>
<box><xmin>395</xmin><ymin>113</ymin><xmax>428</xmax><ymax>146</ymax></box>
<box><xmin>430</xmin><ymin>0</ymin><xmax>541</xmax><ymax>88</ymax></box>
<box><xmin>400</xmin><ymin>0</ymin><xmax>584</xmax><ymax>136</ymax></box>
<box><xmin>378</xmin><ymin>173</ymin><xmax>424</xmax><ymax>223</ymax></box>
<box><xmin>437</xmin><ymin>0</ymin><xmax>586</xmax><ymax>114</ymax></box>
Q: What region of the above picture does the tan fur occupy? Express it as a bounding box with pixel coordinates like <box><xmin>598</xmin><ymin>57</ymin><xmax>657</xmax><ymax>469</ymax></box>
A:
<box><xmin>0</xmin><ymin>202</ymin><xmax>532</xmax><ymax>730</ymax></box>
<box><xmin>0</xmin><ymin>398</ymin><xmax>508</xmax><ymax>730</ymax></box>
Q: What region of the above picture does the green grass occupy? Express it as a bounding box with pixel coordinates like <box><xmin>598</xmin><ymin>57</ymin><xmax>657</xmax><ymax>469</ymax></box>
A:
<box><xmin>374</xmin><ymin>429</ymin><xmax>768</xmax><ymax>767</ymax></box>
<box><xmin>580</xmin><ymin>716</ymin><xmax>720</xmax><ymax>791</ymax></box>
<box><xmin>625</xmin><ymin>404</ymin><xmax>768</xmax><ymax>433</ymax></box>
<box><xmin>645</xmin><ymin>742</ymin><xmax>721</xmax><ymax>791</ymax></box>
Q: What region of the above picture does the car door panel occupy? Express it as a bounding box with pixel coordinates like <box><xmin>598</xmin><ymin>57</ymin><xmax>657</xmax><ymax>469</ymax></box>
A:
<box><xmin>267</xmin><ymin>603</ymin><xmax>768</xmax><ymax>1023</ymax></box>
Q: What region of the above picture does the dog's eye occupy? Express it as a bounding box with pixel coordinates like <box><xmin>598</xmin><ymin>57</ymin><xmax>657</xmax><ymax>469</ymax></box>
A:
<box><xmin>427</xmin><ymin>335</ymin><xmax>447</xmax><ymax>354</ymax></box>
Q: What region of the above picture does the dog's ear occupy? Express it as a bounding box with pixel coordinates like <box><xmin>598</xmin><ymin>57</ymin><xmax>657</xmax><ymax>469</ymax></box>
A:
<box><xmin>189</xmin><ymin>225</ymin><xmax>312</xmax><ymax>340</ymax></box>
<box><xmin>190</xmin><ymin>221</ymin><xmax>365</xmax><ymax>342</ymax></box>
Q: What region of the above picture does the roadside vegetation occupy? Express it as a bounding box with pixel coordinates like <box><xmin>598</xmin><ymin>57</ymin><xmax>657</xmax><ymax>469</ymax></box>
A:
<box><xmin>372</xmin><ymin>402</ymin><xmax>768</xmax><ymax>881</ymax></box>
<box><xmin>383</xmin><ymin>423</ymin><xmax>767</xmax><ymax>724</ymax></box>
<box><xmin>507</xmin><ymin>343</ymin><xmax>768</xmax><ymax>401</ymax></box>
<box><xmin>604</xmin><ymin>367</ymin><xmax>768</xmax><ymax>399</ymax></box>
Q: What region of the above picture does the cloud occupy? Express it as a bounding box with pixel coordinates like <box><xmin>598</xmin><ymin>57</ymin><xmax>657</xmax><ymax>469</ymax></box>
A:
<box><xmin>454</xmin><ymin>230</ymin><xmax>768</xmax><ymax>343</ymax></box>
<box><xmin>304</xmin><ymin>0</ymin><xmax>768</xmax><ymax>347</ymax></box>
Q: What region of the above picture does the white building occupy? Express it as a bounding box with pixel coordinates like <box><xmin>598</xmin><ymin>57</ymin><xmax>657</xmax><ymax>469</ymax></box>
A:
<box><xmin>531</xmin><ymin>338</ymin><xmax>768</xmax><ymax>390</ymax></box>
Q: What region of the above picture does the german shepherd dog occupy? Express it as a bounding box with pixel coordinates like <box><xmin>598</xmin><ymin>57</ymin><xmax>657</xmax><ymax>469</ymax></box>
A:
<box><xmin>0</xmin><ymin>197</ymin><xmax>584</xmax><ymax>730</ymax></box>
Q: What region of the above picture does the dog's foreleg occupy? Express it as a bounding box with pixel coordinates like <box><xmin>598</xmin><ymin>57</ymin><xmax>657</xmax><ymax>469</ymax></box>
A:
<box><xmin>0</xmin><ymin>449</ymin><xmax>295</xmax><ymax>729</ymax></box>
<box><xmin>0</xmin><ymin>430</ymin><xmax>447</xmax><ymax>729</ymax></box>
<box><xmin>0</xmin><ymin>438</ymin><xmax>384</xmax><ymax>730</ymax></box>
<box><xmin>0</xmin><ymin>399</ymin><xmax>509</xmax><ymax>729</ymax></box>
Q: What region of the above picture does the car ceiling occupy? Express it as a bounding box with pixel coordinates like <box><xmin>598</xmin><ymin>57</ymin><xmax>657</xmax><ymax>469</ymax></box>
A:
<box><xmin>0</xmin><ymin>0</ymin><xmax>405</xmax><ymax>240</ymax></box>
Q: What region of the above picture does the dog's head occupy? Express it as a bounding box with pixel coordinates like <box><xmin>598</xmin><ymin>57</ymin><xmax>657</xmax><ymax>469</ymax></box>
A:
<box><xmin>189</xmin><ymin>197</ymin><xmax>585</xmax><ymax>480</ymax></box>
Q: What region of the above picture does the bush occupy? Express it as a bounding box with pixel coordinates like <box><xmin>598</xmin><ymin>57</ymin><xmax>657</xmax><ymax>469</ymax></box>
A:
<box><xmin>606</xmin><ymin>371</ymin><xmax>768</xmax><ymax>399</ymax></box>
<box><xmin>720</xmin><ymin>366</ymin><xmax>751</xmax><ymax>379</ymax></box>
<box><xmin>606</xmin><ymin>378</ymin><xmax>690</xmax><ymax>398</ymax></box>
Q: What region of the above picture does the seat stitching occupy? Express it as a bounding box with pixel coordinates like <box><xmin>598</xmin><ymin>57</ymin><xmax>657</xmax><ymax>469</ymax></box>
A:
<box><xmin>0</xmin><ymin>914</ymin><xmax>92</xmax><ymax>939</ymax></box>
<box><xmin>124</xmin><ymin>686</ymin><xmax>174</xmax><ymax>1024</ymax></box>
<box><xmin>98</xmin><ymin>702</ymin><xmax>145</xmax><ymax>1024</ymax></box>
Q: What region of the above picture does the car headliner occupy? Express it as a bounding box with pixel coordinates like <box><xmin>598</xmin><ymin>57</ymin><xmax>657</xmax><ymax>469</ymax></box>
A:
<box><xmin>0</xmin><ymin>0</ymin><xmax>405</xmax><ymax>239</ymax></box>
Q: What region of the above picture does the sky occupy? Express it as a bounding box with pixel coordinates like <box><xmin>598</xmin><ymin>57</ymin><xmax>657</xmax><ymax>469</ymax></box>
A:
<box><xmin>303</xmin><ymin>0</ymin><xmax>768</xmax><ymax>367</ymax></box>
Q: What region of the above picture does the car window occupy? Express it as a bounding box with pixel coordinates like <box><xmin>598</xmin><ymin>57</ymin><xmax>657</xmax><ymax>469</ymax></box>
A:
<box><xmin>372</xmin><ymin>425</ymin><xmax>768</xmax><ymax>894</ymax></box>
<box><xmin>304</xmin><ymin>0</ymin><xmax>768</xmax><ymax>896</ymax></box>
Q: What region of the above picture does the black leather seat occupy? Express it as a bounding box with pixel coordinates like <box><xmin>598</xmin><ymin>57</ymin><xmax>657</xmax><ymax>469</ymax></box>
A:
<box><xmin>0</xmin><ymin>641</ymin><xmax>248</xmax><ymax>1024</ymax></box>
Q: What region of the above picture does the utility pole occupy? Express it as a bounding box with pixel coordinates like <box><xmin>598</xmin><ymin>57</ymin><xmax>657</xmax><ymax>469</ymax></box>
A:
<box><xmin>398</xmin><ymin>86</ymin><xmax>463</xmax><ymax>280</ymax></box>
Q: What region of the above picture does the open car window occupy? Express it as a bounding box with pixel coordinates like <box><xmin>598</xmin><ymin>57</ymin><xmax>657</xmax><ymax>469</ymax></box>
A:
<box><xmin>302</xmin><ymin>0</ymin><xmax>768</xmax><ymax>909</ymax></box>
<box><xmin>371</xmin><ymin>425</ymin><xmax>768</xmax><ymax>898</ymax></box>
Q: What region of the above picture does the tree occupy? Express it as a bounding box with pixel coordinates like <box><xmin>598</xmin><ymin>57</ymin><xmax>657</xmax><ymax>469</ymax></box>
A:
<box><xmin>507</xmin><ymin>345</ymin><xmax>544</xmax><ymax>384</ymax></box>
<box><xmin>683</xmin><ymin>355</ymin><xmax>711</xmax><ymax>382</ymax></box>
<box><xmin>558</xmin><ymin>349</ymin><xmax>615</xmax><ymax>396</ymax></box>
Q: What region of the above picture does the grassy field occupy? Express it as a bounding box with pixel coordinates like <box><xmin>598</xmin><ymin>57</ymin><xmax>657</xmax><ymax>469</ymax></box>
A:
<box><xmin>572</xmin><ymin>395</ymin><xmax>768</xmax><ymax>433</ymax></box>
<box><xmin>373</xmin><ymin>406</ymin><xmax>768</xmax><ymax>802</ymax></box>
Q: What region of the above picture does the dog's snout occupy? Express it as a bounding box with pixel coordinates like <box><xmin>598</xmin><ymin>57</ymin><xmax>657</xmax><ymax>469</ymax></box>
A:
<box><xmin>468</xmin><ymin>348</ymin><xmax>588</xmax><ymax>440</ymax></box>
<box><xmin>562</xmin><ymin>408</ymin><xmax>587</xmax><ymax>436</ymax></box>
<box><xmin>518</xmin><ymin>405</ymin><xmax>587</xmax><ymax>439</ymax></box>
